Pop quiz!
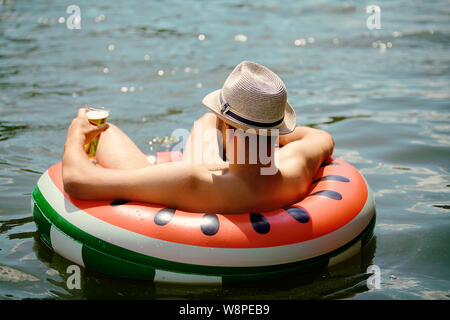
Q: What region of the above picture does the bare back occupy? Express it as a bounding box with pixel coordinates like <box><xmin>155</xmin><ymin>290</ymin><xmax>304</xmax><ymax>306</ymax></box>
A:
<box><xmin>182</xmin><ymin>113</ymin><xmax>334</xmax><ymax>212</ymax></box>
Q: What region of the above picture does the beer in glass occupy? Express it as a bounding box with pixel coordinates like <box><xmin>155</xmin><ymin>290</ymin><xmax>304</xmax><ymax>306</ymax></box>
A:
<box><xmin>84</xmin><ymin>107</ymin><xmax>109</xmax><ymax>157</ymax></box>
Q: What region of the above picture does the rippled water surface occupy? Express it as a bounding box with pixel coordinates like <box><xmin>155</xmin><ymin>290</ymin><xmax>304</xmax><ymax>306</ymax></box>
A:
<box><xmin>0</xmin><ymin>0</ymin><xmax>449</xmax><ymax>299</ymax></box>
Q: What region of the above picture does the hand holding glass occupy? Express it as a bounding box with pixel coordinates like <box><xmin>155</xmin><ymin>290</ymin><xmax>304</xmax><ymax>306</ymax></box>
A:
<box><xmin>84</xmin><ymin>107</ymin><xmax>109</xmax><ymax>158</ymax></box>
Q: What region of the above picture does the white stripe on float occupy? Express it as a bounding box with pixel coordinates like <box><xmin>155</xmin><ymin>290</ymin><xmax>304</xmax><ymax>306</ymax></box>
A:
<box><xmin>154</xmin><ymin>269</ymin><xmax>222</xmax><ymax>284</ymax></box>
<box><xmin>328</xmin><ymin>240</ymin><xmax>362</xmax><ymax>268</ymax></box>
<box><xmin>37</xmin><ymin>170</ymin><xmax>375</xmax><ymax>268</ymax></box>
<box><xmin>50</xmin><ymin>226</ymin><xmax>85</xmax><ymax>267</ymax></box>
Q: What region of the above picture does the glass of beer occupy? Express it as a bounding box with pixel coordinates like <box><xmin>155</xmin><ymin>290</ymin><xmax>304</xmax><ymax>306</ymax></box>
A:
<box><xmin>84</xmin><ymin>106</ymin><xmax>109</xmax><ymax>158</ymax></box>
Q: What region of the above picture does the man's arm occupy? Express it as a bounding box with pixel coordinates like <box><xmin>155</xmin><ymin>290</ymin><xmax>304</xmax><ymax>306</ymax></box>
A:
<box><xmin>62</xmin><ymin>109</ymin><xmax>247</xmax><ymax>213</ymax></box>
<box><xmin>64</xmin><ymin>159</ymin><xmax>211</xmax><ymax>210</ymax></box>
<box><xmin>63</xmin><ymin>109</ymin><xmax>211</xmax><ymax>209</ymax></box>
<box><xmin>275</xmin><ymin>126</ymin><xmax>335</xmax><ymax>204</ymax></box>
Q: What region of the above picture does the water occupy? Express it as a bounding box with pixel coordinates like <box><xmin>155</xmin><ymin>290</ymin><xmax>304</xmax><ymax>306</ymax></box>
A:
<box><xmin>0</xmin><ymin>0</ymin><xmax>449</xmax><ymax>299</ymax></box>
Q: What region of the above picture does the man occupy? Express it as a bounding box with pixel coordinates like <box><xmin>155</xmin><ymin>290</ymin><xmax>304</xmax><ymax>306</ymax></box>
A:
<box><xmin>62</xmin><ymin>61</ymin><xmax>334</xmax><ymax>213</ymax></box>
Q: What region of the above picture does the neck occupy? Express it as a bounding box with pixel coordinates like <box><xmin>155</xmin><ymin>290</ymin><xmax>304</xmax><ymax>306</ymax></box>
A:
<box><xmin>217</xmin><ymin>119</ymin><xmax>279</xmax><ymax>175</ymax></box>
<box><xmin>224</xmin><ymin>131</ymin><xmax>277</xmax><ymax>175</ymax></box>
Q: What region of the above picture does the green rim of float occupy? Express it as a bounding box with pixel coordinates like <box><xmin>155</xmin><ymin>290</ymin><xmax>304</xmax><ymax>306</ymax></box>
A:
<box><xmin>32</xmin><ymin>177</ymin><xmax>375</xmax><ymax>284</ymax></box>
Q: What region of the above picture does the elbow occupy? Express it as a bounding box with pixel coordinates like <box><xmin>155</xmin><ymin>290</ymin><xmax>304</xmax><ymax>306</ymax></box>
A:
<box><xmin>62</xmin><ymin>170</ymin><xmax>89</xmax><ymax>200</ymax></box>
<box><xmin>63</xmin><ymin>175</ymin><xmax>83</xmax><ymax>199</ymax></box>
<box><xmin>184</xmin><ymin>167</ymin><xmax>203</xmax><ymax>202</ymax></box>
<box><xmin>326</xmin><ymin>132</ymin><xmax>335</xmax><ymax>155</ymax></box>
<box><xmin>174</xmin><ymin>166</ymin><xmax>214</xmax><ymax>212</ymax></box>
<box><xmin>319</xmin><ymin>130</ymin><xmax>335</xmax><ymax>157</ymax></box>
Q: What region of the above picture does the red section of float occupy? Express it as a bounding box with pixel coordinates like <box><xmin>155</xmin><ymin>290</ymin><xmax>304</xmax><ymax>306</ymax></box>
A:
<box><xmin>47</xmin><ymin>153</ymin><xmax>367</xmax><ymax>249</ymax></box>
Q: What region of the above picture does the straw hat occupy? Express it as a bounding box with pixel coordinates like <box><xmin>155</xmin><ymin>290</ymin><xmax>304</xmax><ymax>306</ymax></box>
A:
<box><xmin>202</xmin><ymin>61</ymin><xmax>296</xmax><ymax>135</ymax></box>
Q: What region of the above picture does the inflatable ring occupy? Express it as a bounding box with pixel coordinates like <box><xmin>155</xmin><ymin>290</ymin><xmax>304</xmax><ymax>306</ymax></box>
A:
<box><xmin>32</xmin><ymin>151</ymin><xmax>376</xmax><ymax>284</ymax></box>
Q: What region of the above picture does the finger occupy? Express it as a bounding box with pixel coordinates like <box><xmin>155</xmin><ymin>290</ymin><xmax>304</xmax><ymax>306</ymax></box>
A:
<box><xmin>77</xmin><ymin>108</ymin><xmax>88</xmax><ymax>118</ymax></box>
<box><xmin>96</xmin><ymin>123</ymin><xmax>110</xmax><ymax>132</ymax></box>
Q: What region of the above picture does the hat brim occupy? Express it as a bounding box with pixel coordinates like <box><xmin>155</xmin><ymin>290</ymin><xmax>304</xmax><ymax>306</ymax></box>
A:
<box><xmin>202</xmin><ymin>89</ymin><xmax>296</xmax><ymax>135</ymax></box>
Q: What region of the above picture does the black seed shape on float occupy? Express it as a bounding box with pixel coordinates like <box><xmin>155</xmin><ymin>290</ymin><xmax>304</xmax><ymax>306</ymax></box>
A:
<box><xmin>154</xmin><ymin>208</ymin><xmax>176</xmax><ymax>226</ymax></box>
<box><xmin>308</xmin><ymin>190</ymin><xmax>343</xmax><ymax>200</ymax></box>
<box><xmin>286</xmin><ymin>207</ymin><xmax>310</xmax><ymax>223</ymax></box>
<box><xmin>250</xmin><ymin>213</ymin><xmax>270</xmax><ymax>234</ymax></box>
<box><xmin>201</xmin><ymin>214</ymin><xmax>220</xmax><ymax>236</ymax></box>
<box><xmin>312</xmin><ymin>175</ymin><xmax>350</xmax><ymax>184</ymax></box>
<box><xmin>110</xmin><ymin>200</ymin><xmax>131</xmax><ymax>206</ymax></box>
